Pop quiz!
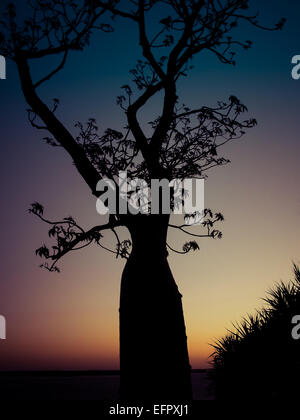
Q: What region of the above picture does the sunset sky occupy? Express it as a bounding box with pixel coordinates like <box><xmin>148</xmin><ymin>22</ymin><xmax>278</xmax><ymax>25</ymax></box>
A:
<box><xmin>0</xmin><ymin>0</ymin><xmax>300</xmax><ymax>370</ymax></box>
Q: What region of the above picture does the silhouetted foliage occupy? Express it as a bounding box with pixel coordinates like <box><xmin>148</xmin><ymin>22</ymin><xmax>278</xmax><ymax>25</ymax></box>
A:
<box><xmin>0</xmin><ymin>0</ymin><xmax>285</xmax><ymax>401</ymax></box>
<box><xmin>211</xmin><ymin>264</ymin><xmax>300</xmax><ymax>400</ymax></box>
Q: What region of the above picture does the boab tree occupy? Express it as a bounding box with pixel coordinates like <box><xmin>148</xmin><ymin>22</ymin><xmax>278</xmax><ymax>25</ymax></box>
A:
<box><xmin>0</xmin><ymin>0</ymin><xmax>284</xmax><ymax>401</ymax></box>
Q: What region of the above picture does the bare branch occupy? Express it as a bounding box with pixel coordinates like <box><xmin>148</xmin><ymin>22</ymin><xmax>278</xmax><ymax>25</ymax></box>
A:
<box><xmin>138</xmin><ymin>0</ymin><xmax>166</xmax><ymax>81</ymax></box>
<box><xmin>16</xmin><ymin>52</ymin><xmax>101</xmax><ymax>196</ymax></box>
<box><xmin>34</xmin><ymin>50</ymin><xmax>68</xmax><ymax>89</ymax></box>
<box><xmin>29</xmin><ymin>202</ymin><xmax>124</xmax><ymax>271</ymax></box>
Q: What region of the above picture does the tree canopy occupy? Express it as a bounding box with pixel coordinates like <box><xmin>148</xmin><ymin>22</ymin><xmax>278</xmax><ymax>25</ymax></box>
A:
<box><xmin>0</xmin><ymin>0</ymin><xmax>285</xmax><ymax>271</ymax></box>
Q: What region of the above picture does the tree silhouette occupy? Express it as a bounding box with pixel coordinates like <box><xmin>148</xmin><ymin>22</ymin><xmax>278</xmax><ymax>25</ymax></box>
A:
<box><xmin>0</xmin><ymin>0</ymin><xmax>284</xmax><ymax>401</ymax></box>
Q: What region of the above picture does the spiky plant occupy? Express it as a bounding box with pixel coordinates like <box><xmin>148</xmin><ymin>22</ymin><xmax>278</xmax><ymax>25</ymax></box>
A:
<box><xmin>210</xmin><ymin>264</ymin><xmax>300</xmax><ymax>400</ymax></box>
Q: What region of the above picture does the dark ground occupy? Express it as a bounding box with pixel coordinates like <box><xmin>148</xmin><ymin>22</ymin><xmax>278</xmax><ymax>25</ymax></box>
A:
<box><xmin>0</xmin><ymin>370</ymin><xmax>215</xmax><ymax>400</ymax></box>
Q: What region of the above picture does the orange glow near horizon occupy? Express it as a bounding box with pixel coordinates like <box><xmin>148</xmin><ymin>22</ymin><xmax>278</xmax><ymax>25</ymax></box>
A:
<box><xmin>1</xmin><ymin>120</ymin><xmax>299</xmax><ymax>371</ymax></box>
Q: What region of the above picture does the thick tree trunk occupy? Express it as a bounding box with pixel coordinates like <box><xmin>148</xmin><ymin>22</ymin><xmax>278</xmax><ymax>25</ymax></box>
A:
<box><xmin>119</xmin><ymin>215</ymin><xmax>192</xmax><ymax>401</ymax></box>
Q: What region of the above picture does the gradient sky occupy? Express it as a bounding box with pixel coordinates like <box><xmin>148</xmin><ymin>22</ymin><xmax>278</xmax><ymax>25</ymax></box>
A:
<box><xmin>0</xmin><ymin>0</ymin><xmax>300</xmax><ymax>370</ymax></box>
